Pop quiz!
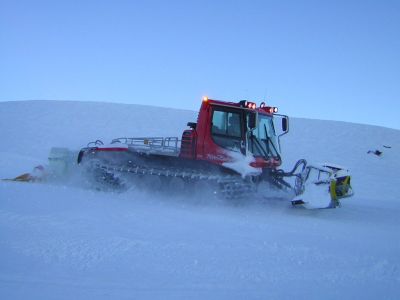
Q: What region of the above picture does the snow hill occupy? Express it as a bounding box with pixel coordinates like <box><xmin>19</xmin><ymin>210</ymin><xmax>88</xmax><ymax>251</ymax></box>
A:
<box><xmin>0</xmin><ymin>100</ymin><xmax>399</xmax><ymax>299</ymax></box>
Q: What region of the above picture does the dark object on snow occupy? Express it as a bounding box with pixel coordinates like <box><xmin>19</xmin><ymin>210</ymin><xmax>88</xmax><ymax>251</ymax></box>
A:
<box><xmin>383</xmin><ymin>145</ymin><xmax>392</xmax><ymax>149</ymax></box>
<box><xmin>367</xmin><ymin>150</ymin><xmax>383</xmax><ymax>156</ymax></box>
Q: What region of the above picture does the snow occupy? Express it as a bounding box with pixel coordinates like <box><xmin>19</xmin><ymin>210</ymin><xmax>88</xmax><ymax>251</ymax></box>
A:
<box><xmin>296</xmin><ymin>179</ymin><xmax>334</xmax><ymax>209</ymax></box>
<box><xmin>1</xmin><ymin>100</ymin><xmax>400</xmax><ymax>299</ymax></box>
<box><xmin>222</xmin><ymin>151</ymin><xmax>261</xmax><ymax>178</ymax></box>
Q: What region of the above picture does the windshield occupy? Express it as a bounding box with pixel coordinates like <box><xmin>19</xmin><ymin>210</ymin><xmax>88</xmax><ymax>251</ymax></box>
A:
<box><xmin>247</xmin><ymin>113</ymin><xmax>280</xmax><ymax>158</ymax></box>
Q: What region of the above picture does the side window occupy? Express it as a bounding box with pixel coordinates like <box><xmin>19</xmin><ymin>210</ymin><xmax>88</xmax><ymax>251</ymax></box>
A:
<box><xmin>211</xmin><ymin>109</ymin><xmax>242</xmax><ymax>150</ymax></box>
<box><xmin>211</xmin><ymin>111</ymin><xmax>226</xmax><ymax>135</ymax></box>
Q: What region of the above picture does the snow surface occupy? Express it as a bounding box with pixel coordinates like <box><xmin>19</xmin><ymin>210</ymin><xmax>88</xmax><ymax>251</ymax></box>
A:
<box><xmin>1</xmin><ymin>100</ymin><xmax>400</xmax><ymax>299</ymax></box>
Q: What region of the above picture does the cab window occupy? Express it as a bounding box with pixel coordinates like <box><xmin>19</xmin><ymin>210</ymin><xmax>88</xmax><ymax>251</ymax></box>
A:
<box><xmin>211</xmin><ymin>109</ymin><xmax>242</xmax><ymax>150</ymax></box>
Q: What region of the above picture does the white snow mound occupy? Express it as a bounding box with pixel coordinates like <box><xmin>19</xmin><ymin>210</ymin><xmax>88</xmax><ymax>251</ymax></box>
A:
<box><xmin>1</xmin><ymin>100</ymin><xmax>399</xmax><ymax>299</ymax></box>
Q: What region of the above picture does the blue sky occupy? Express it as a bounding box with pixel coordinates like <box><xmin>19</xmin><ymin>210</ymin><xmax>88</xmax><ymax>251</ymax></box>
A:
<box><xmin>1</xmin><ymin>0</ymin><xmax>399</xmax><ymax>129</ymax></box>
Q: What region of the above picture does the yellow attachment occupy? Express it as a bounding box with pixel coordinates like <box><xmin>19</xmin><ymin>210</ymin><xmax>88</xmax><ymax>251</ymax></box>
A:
<box><xmin>330</xmin><ymin>176</ymin><xmax>352</xmax><ymax>201</ymax></box>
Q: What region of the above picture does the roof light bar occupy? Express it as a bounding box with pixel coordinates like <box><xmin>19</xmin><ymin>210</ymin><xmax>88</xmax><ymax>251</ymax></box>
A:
<box><xmin>239</xmin><ymin>100</ymin><xmax>247</xmax><ymax>107</ymax></box>
<box><xmin>239</xmin><ymin>100</ymin><xmax>256</xmax><ymax>110</ymax></box>
<box><xmin>263</xmin><ymin>106</ymin><xmax>278</xmax><ymax>113</ymax></box>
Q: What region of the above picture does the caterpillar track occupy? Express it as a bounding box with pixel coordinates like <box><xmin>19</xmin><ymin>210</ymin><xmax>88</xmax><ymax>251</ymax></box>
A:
<box><xmin>83</xmin><ymin>156</ymin><xmax>260</xmax><ymax>200</ymax></box>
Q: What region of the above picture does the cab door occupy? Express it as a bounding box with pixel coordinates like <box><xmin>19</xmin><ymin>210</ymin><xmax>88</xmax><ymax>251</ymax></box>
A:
<box><xmin>203</xmin><ymin>106</ymin><xmax>246</xmax><ymax>164</ymax></box>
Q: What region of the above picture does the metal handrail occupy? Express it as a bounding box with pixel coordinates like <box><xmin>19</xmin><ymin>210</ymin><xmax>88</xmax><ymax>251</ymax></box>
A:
<box><xmin>111</xmin><ymin>137</ymin><xmax>181</xmax><ymax>154</ymax></box>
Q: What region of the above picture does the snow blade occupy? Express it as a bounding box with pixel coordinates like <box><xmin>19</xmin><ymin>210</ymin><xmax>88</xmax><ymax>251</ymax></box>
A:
<box><xmin>292</xmin><ymin>164</ymin><xmax>353</xmax><ymax>209</ymax></box>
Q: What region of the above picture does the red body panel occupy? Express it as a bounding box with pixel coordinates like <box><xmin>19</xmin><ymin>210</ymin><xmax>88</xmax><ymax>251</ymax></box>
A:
<box><xmin>96</xmin><ymin>147</ymin><xmax>128</xmax><ymax>152</ymax></box>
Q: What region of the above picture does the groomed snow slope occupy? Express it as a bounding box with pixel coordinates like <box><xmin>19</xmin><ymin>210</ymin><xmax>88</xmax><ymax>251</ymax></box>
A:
<box><xmin>0</xmin><ymin>100</ymin><xmax>399</xmax><ymax>299</ymax></box>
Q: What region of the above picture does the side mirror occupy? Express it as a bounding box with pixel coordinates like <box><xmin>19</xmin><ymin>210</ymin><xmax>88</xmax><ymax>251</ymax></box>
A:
<box><xmin>248</xmin><ymin>112</ymin><xmax>257</xmax><ymax>129</ymax></box>
<box><xmin>187</xmin><ymin>122</ymin><xmax>197</xmax><ymax>129</ymax></box>
<box><xmin>282</xmin><ymin>117</ymin><xmax>288</xmax><ymax>132</ymax></box>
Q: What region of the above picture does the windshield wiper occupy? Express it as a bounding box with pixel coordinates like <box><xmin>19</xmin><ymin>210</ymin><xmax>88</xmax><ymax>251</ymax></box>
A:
<box><xmin>263</xmin><ymin>124</ymin><xmax>281</xmax><ymax>161</ymax></box>
<box><xmin>249</xmin><ymin>131</ymin><xmax>270</xmax><ymax>158</ymax></box>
